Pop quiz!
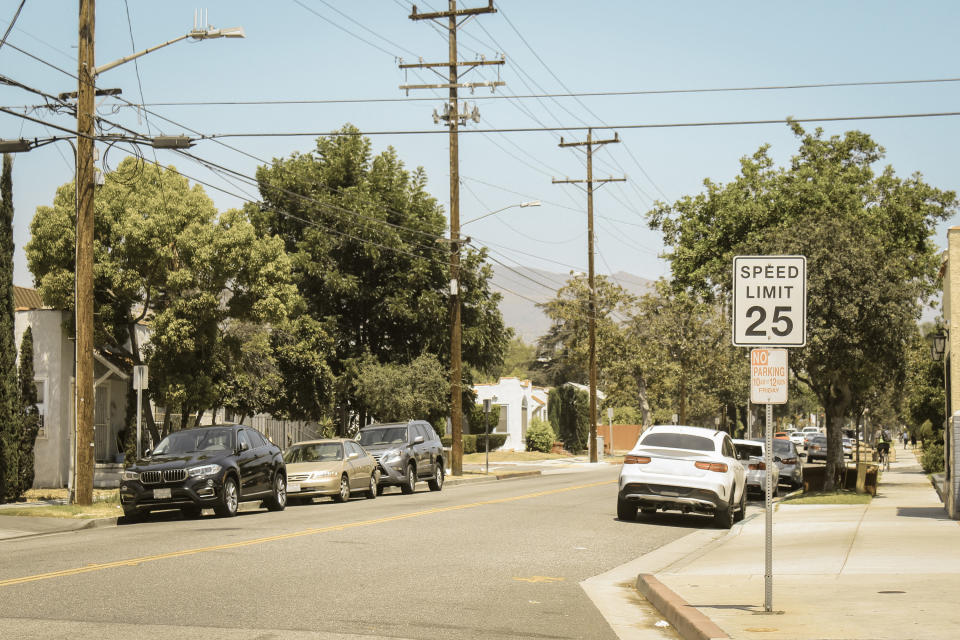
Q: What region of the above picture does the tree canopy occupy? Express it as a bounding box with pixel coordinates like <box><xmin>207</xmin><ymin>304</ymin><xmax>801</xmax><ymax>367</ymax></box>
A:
<box><xmin>648</xmin><ymin>123</ymin><xmax>956</xmax><ymax>488</ymax></box>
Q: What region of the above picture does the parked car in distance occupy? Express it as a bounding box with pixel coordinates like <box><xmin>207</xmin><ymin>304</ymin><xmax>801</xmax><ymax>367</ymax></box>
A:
<box><xmin>617</xmin><ymin>425</ymin><xmax>746</xmax><ymax>529</ymax></box>
<box><xmin>789</xmin><ymin>432</ymin><xmax>806</xmax><ymax>447</ymax></box>
<box><xmin>774</xmin><ymin>431</ymin><xmax>790</xmax><ymax>440</ymax></box>
<box><xmin>285</xmin><ymin>439</ymin><xmax>378</xmax><ymax>503</ymax></box>
<box><xmin>120</xmin><ymin>424</ymin><xmax>286</xmax><ymax>521</ymax></box>
<box><xmin>733</xmin><ymin>439</ymin><xmax>779</xmax><ymax>498</ymax></box>
<box><xmin>771</xmin><ymin>438</ymin><xmax>804</xmax><ymax>488</ymax></box>
<box><xmin>358</xmin><ymin>421</ymin><xmax>445</xmax><ymax>495</ymax></box>
<box><xmin>842</xmin><ymin>437</ymin><xmax>854</xmax><ymax>459</ymax></box>
<box><xmin>806</xmin><ymin>435</ymin><xmax>828</xmax><ymax>462</ymax></box>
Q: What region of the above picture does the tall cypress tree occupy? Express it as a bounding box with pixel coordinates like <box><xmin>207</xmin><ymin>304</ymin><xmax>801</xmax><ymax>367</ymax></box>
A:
<box><xmin>18</xmin><ymin>326</ymin><xmax>39</xmax><ymax>495</ymax></box>
<box><xmin>0</xmin><ymin>153</ymin><xmax>19</xmax><ymax>501</ymax></box>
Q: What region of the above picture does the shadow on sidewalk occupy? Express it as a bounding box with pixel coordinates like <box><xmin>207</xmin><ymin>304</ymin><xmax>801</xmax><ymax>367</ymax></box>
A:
<box><xmin>895</xmin><ymin>506</ymin><xmax>952</xmax><ymax>520</ymax></box>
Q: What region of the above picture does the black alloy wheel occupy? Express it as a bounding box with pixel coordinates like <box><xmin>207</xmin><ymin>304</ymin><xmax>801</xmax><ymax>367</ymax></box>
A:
<box><xmin>400</xmin><ymin>463</ymin><xmax>417</xmax><ymax>495</ymax></box>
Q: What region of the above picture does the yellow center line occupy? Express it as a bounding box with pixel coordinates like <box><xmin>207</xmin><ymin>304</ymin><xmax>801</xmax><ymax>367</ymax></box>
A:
<box><xmin>0</xmin><ymin>479</ymin><xmax>615</xmax><ymax>589</ymax></box>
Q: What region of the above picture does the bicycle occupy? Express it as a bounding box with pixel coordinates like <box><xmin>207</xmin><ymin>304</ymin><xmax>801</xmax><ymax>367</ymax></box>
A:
<box><xmin>876</xmin><ymin>442</ymin><xmax>890</xmax><ymax>472</ymax></box>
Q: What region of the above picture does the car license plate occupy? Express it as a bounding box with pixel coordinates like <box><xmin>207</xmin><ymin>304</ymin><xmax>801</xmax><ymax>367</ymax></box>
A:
<box><xmin>153</xmin><ymin>487</ymin><xmax>171</xmax><ymax>499</ymax></box>
<box><xmin>287</xmin><ymin>482</ymin><xmax>301</xmax><ymax>493</ymax></box>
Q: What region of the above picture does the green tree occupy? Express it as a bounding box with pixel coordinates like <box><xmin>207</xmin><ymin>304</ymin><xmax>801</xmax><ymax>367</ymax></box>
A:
<box><xmin>548</xmin><ymin>384</ymin><xmax>590</xmax><ymax>453</ymax></box>
<box><xmin>648</xmin><ymin>124</ymin><xmax>956</xmax><ymax>489</ymax></box>
<box><xmin>0</xmin><ymin>154</ymin><xmax>19</xmax><ymax>500</ymax></box>
<box><xmin>17</xmin><ymin>326</ymin><xmax>40</xmax><ymax>495</ymax></box>
<box><xmin>251</xmin><ymin>125</ymin><xmax>508</xmax><ymax>433</ymax></box>
<box><xmin>904</xmin><ymin>324</ymin><xmax>945</xmax><ymax>443</ymax></box>
<box><xmin>354</xmin><ymin>353</ymin><xmax>449</xmax><ymax>426</ymax></box>
<box><xmin>27</xmin><ymin>159</ymin><xmax>320</xmax><ymax>441</ymax></box>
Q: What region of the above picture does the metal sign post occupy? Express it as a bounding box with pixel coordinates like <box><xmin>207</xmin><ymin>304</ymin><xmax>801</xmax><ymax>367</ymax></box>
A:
<box><xmin>735</xmin><ymin>255</ymin><xmax>805</xmax><ymax>616</ymax></box>
<box><xmin>483</xmin><ymin>398</ymin><xmax>492</xmax><ymax>475</ymax></box>
<box><xmin>133</xmin><ymin>365</ymin><xmax>148</xmax><ymax>459</ymax></box>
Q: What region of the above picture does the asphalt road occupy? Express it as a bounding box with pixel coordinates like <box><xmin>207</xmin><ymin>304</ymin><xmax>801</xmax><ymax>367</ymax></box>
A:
<box><xmin>0</xmin><ymin>466</ymin><xmax>701</xmax><ymax>639</ymax></box>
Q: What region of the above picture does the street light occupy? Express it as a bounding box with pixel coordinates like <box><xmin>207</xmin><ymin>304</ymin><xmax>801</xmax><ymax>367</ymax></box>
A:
<box><xmin>70</xmin><ymin>5</ymin><xmax>244</xmax><ymax>506</ymax></box>
<box><xmin>932</xmin><ymin>331</ymin><xmax>947</xmax><ymax>362</ymax></box>
<box><xmin>461</xmin><ymin>201</ymin><xmax>541</xmax><ymax>226</ymax></box>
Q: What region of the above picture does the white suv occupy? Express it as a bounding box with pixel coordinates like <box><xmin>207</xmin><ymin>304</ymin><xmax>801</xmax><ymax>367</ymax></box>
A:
<box><xmin>617</xmin><ymin>425</ymin><xmax>746</xmax><ymax>528</ymax></box>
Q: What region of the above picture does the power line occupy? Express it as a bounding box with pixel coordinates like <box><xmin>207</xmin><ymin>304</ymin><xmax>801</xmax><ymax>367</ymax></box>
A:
<box><xmin>200</xmin><ymin>111</ymin><xmax>960</xmax><ymax>139</ymax></box>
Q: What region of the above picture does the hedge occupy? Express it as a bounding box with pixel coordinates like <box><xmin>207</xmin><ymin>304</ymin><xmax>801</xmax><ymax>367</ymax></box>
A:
<box><xmin>441</xmin><ymin>433</ymin><xmax>507</xmax><ymax>454</ymax></box>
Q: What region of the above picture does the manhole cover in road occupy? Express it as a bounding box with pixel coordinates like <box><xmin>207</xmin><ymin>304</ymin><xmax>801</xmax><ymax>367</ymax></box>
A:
<box><xmin>878</xmin><ymin>590</ymin><xmax>906</xmax><ymax>594</ymax></box>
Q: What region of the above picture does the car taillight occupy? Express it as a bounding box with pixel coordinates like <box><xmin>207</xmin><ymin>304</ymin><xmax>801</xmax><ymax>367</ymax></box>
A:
<box><xmin>781</xmin><ymin>457</ymin><xmax>797</xmax><ymax>465</ymax></box>
<box><xmin>624</xmin><ymin>455</ymin><xmax>651</xmax><ymax>465</ymax></box>
<box><xmin>748</xmin><ymin>462</ymin><xmax>766</xmax><ymax>471</ymax></box>
<box><xmin>695</xmin><ymin>461</ymin><xmax>728</xmax><ymax>473</ymax></box>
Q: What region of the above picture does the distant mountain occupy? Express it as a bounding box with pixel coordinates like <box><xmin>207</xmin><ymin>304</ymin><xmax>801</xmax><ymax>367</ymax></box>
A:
<box><xmin>490</xmin><ymin>266</ymin><xmax>654</xmax><ymax>342</ymax></box>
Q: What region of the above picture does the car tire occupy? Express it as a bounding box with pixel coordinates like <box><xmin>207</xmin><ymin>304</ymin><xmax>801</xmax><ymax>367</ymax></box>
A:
<box><xmin>400</xmin><ymin>463</ymin><xmax>417</xmax><ymax>495</ymax></box>
<box><xmin>428</xmin><ymin>460</ymin><xmax>444</xmax><ymax>492</ymax></box>
<box><xmin>617</xmin><ymin>496</ymin><xmax>637</xmax><ymax>522</ymax></box>
<box><xmin>734</xmin><ymin>485</ymin><xmax>746</xmax><ymax>523</ymax></box>
<box><xmin>214</xmin><ymin>475</ymin><xmax>239</xmax><ymax>518</ymax></box>
<box><xmin>715</xmin><ymin>492</ymin><xmax>734</xmax><ymax>529</ymax></box>
<box><xmin>376</xmin><ymin>484</ymin><xmax>385</xmax><ymax>496</ymax></box>
<box><xmin>366</xmin><ymin>473</ymin><xmax>378</xmax><ymax>499</ymax></box>
<box><xmin>333</xmin><ymin>474</ymin><xmax>350</xmax><ymax>503</ymax></box>
<box><xmin>180</xmin><ymin>505</ymin><xmax>203</xmax><ymax>519</ymax></box>
<box><xmin>266</xmin><ymin>472</ymin><xmax>287</xmax><ymax>511</ymax></box>
<box><xmin>640</xmin><ymin>506</ymin><xmax>657</xmax><ymax>515</ymax></box>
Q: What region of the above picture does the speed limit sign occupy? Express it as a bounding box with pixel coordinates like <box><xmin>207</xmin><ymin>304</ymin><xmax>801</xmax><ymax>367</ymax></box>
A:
<box><xmin>733</xmin><ymin>256</ymin><xmax>806</xmax><ymax>347</ymax></box>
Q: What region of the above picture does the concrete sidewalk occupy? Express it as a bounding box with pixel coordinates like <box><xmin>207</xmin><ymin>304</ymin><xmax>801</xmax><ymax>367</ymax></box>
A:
<box><xmin>638</xmin><ymin>448</ymin><xmax>960</xmax><ymax>639</ymax></box>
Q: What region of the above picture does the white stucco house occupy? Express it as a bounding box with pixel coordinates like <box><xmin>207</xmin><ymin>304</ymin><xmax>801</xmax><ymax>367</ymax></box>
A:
<box><xmin>472</xmin><ymin>377</ymin><xmax>549</xmax><ymax>451</ymax></box>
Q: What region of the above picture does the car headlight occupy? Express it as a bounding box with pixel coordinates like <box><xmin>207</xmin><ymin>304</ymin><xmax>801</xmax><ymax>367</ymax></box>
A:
<box><xmin>188</xmin><ymin>463</ymin><xmax>222</xmax><ymax>478</ymax></box>
<box><xmin>121</xmin><ymin>470</ymin><xmax>140</xmax><ymax>481</ymax></box>
<box><xmin>381</xmin><ymin>449</ymin><xmax>401</xmax><ymax>465</ymax></box>
<box><xmin>309</xmin><ymin>470</ymin><xmax>335</xmax><ymax>480</ymax></box>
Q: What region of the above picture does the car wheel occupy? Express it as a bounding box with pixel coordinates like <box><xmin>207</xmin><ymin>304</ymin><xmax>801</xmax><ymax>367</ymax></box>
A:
<box><xmin>400</xmin><ymin>463</ymin><xmax>417</xmax><ymax>495</ymax></box>
<box><xmin>428</xmin><ymin>460</ymin><xmax>444</xmax><ymax>492</ymax></box>
<box><xmin>122</xmin><ymin>505</ymin><xmax>142</xmax><ymax>522</ymax></box>
<box><xmin>734</xmin><ymin>485</ymin><xmax>746</xmax><ymax>523</ymax></box>
<box><xmin>266</xmin><ymin>472</ymin><xmax>287</xmax><ymax>511</ymax></box>
<box><xmin>214</xmin><ymin>476</ymin><xmax>239</xmax><ymax>517</ymax></box>
<box><xmin>617</xmin><ymin>496</ymin><xmax>637</xmax><ymax>522</ymax></box>
<box><xmin>715</xmin><ymin>493</ymin><xmax>734</xmax><ymax>529</ymax></box>
<box><xmin>376</xmin><ymin>484</ymin><xmax>385</xmax><ymax>496</ymax></box>
<box><xmin>333</xmin><ymin>474</ymin><xmax>350</xmax><ymax>503</ymax></box>
<box><xmin>366</xmin><ymin>473</ymin><xmax>378</xmax><ymax>499</ymax></box>
<box><xmin>180</xmin><ymin>505</ymin><xmax>203</xmax><ymax>519</ymax></box>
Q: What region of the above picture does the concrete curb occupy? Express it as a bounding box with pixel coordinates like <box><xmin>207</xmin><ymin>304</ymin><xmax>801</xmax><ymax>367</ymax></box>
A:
<box><xmin>1</xmin><ymin>516</ymin><xmax>118</xmax><ymax>541</ymax></box>
<box><xmin>445</xmin><ymin>470</ymin><xmax>542</xmax><ymax>487</ymax></box>
<box><xmin>636</xmin><ymin>573</ymin><xmax>729</xmax><ymax>640</ymax></box>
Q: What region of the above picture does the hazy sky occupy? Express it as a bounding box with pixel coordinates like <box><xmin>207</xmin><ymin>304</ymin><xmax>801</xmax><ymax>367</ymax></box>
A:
<box><xmin>3</xmin><ymin>1</ymin><xmax>960</xmax><ymax>305</ymax></box>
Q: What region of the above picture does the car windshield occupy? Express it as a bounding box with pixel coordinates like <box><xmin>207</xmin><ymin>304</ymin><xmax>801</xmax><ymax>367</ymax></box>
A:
<box><xmin>772</xmin><ymin>439</ymin><xmax>794</xmax><ymax>454</ymax></box>
<box><xmin>736</xmin><ymin>443</ymin><xmax>763</xmax><ymax>459</ymax></box>
<box><xmin>640</xmin><ymin>432</ymin><xmax>715</xmax><ymax>452</ymax></box>
<box><xmin>284</xmin><ymin>442</ymin><xmax>343</xmax><ymax>463</ymax></box>
<box><xmin>153</xmin><ymin>427</ymin><xmax>234</xmax><ymax>455</ymax></box>
<box><xmin>359</xmin><ymin>427</ymin><xmax>408</xmax><ymax>446</ymax></box>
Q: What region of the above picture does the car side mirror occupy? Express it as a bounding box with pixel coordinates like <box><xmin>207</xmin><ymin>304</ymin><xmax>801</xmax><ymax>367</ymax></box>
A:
<box><xmin>143</xmin><ymin>449</ymin><xmax>151</xmax><ymax>458</ymax></box>
<box><xmin>239</xmin><ymin>441</ymin><xmax>249</xmax><ymax>453</ymax></box>
<box><xmin>774</xmin><ymin>456</ymin><xmax>782</xmax><ymax>463</ymax></box>
<box><xmin>349</xmin><ymin>452</ymin><xmax>359</xmax><ymax>459</ymax></box>
<box><xmin>413</xmin><ymin>435</ymin><xmax>425</xmax><ymax>445</ymax></box>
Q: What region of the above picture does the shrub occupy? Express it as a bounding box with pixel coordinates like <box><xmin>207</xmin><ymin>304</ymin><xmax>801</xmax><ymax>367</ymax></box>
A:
<box><xmin>922</xmin><ymin>442</ymin><xmax>945</xmax><ymax>474</ymax></box>
<box><xmin>441</xmin><ymin>434</ymin><xmax>478</xmax><ymax>454</ymax></box>
<box><xmin>475</xmin><ymin>433</ymin><xmax>507</xmax><ymax>452</ymax></box>
<box><xmin>525</xmin><ymin>417</ymin><xmax>555</xmax><ymax>452</ymax></box>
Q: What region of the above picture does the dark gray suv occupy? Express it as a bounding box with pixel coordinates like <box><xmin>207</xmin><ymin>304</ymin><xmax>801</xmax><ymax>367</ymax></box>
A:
<box><xmin>358</xmin><ymin>421</ymin><xmax>444</xmax><ymax>495</ymax></box>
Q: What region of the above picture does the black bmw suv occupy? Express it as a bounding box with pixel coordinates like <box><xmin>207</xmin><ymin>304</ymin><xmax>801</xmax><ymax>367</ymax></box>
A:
<box><xmin>119</xmin><ymin>424</ymin><xmax>287</xmax><ymax>520</ymax></box>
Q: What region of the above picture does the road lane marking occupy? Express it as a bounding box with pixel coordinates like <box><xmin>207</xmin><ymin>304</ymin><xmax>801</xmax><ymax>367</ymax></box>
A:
<box><xmin>513</xmin><ymin>576</ymin><xmax>565</xmax><ymax>583</ymax></box>
<box><xmin>0</xmin><ymin>479</ymin><xmax>615</xmax><ymax>589</ymax></box>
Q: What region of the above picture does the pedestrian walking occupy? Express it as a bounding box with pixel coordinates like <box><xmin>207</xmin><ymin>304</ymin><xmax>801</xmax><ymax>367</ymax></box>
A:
<box><xmin>910</xmin><ymin>433</ymin><xmax>917</xmax><ymax>449</ymax></box>
<box><xmin>903</xmin><ymin>432</ymin><xmax>909</xmax><ymax>450</ymax></box>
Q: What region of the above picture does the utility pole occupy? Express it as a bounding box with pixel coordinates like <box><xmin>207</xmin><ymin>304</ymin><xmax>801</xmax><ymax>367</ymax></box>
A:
<box><xmin>553</xmin><ymin>129</ymin><xmax>624</xmax><ymax>463</ymax></box>
<box><xmin>75</xmin><ymin>0</ymin><xmax>95</xmax><ymax>506</ymax></box>
<box><xmin>402</xmin><ymin>1</ymin><xmax>503</xmax><ymax>475</ymax></box>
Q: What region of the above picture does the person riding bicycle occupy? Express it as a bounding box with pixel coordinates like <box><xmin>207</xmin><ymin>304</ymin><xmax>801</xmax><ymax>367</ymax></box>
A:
<box><xmin>876</xmin><ymin>431</ymin><xmax>891</xmax><ymax>467</ymax></box>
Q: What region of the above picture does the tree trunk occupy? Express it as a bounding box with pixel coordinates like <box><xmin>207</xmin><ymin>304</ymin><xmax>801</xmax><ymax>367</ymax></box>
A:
<box><xmin>823</xmin><ymin>381</ymin><xmax>851</xmax><ymax>491</ymax></box>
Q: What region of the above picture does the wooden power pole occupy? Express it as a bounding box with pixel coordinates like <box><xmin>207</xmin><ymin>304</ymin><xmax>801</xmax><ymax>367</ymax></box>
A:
<box><xmin>402</xmin><ymin>1</ymin><xmax>503</xmax><ymax>475</ymax></box>
<box><xmin>553</xmin><ymin>129</ymin><xmax>624</xmax><ymax>463</ymax></box>
<box><xmin>75</xmin><ymin>0</ymin><xmax>95</xmax><ymax>505</ymax></box>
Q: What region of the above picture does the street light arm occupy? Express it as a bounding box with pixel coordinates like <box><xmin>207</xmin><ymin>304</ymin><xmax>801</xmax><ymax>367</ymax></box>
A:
<box><xmin>461</xmin><ymin>200</ymin><xmax>540</xmax><ymax>226</ymax></box>
<box><xmin>94</xmin><ymin>34</ymin><xmax>189</xmax><ymax>76</ymax></box>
